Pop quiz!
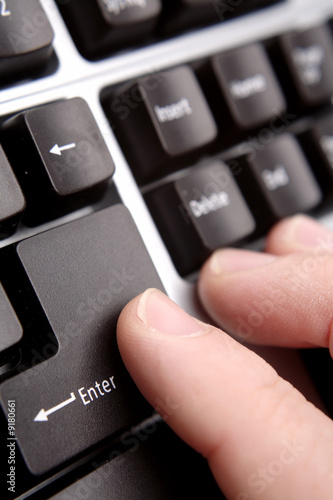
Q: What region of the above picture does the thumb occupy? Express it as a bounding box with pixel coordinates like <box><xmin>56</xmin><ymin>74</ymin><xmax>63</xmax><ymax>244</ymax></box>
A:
<box><xmin>117</xmin><ymin>288</ymin><xmax>333</xmax><ymax>500</ymax></box>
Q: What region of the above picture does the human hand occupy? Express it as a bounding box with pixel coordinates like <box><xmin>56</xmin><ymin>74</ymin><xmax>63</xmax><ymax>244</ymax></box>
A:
<box><xmin>117</xmin><ymin>214</ymin><xmax>333</xmax><ymax>499</ymax></box>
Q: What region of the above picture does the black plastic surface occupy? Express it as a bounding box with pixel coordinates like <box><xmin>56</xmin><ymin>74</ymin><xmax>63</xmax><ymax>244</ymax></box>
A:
<box><xmin>1</xmin><ymin>98</ymin><xmax>114</xmax><ymax>223</ymax></box>
<box><xmin>0</xmin><ymin>146</ymin><xmax>25</xmax><ymax>239</ymax></box>
<box><xmin>146</xmin><ymin>160</ymin><xmax>255</xmax><ymax>275</ymax></box>
<box><xmin>49</xmin><ymin>420</ymin><xmax>224</xmax><ymax>500</ymax></box>
<box><xmin>0</xmin><ymin>205</ymin><xmax>163</xmax><ymax>475</ymax></box>
<box><xmin>212</xmin><ymin>43</ymin><xmax>286</xmax><ymax>129</ymax></box>
<box><xmin>0</xmin><ymin>283</ymin><xmax>22</xmax><ymax>353</ymax></box>
<box><xmin>0</xmin><ymin>0</ymin><xmax>54</xmax><ymax>83</ymax></box>
<box><xmin>106</xmin><ymin>66</ymin><xmax>217</xmax><ymax>184</ymax></box>
<box><xmin>247</xmin><ymin>134</ymin><xmax>322</xmax><ymax>218</ymax></box>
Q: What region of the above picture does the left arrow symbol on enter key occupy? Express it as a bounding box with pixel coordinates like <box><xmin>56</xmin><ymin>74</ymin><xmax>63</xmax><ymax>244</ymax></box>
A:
<box><xmin>34</xmin><ymin>392</ymin><xmax>76</xmax><ymax>422</ymax></box>
<box><xmin>49</xmin><ymin>143</ymin><xmax>76</xmax><ymax>156</ymax></box>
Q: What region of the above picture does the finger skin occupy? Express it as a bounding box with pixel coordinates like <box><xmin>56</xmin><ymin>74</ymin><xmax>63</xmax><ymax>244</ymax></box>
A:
<box><xmin>198</xmin><ymin>215</ymin><xmax>333</xmax><ymax>349</ymax></box>
<box><xmin>198</xmin><ymin>247</ymin><xmax>333</xmax><ymax>349</ymax></box>
<box><xmin>266</xmin><ymin>214</ymin><xmax>333</xmax><ymax>255</ymax></box>
<box><xmin>117</xmin><ymin>289</ymin><xmax>333</xmax><ymax>500</ymax></box>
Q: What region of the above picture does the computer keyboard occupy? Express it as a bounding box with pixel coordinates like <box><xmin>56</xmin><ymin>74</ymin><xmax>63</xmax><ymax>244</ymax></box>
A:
<box><xmin>1</xmin><ymin>0</ymin><xmax>333</xmax><ymax>498</ymax></box>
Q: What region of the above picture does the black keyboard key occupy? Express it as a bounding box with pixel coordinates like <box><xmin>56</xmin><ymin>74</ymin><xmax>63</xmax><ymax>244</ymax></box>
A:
<box><xmin>56</xmin><ymin>0</ymin><xmax>162</xmax><ymax>59</ymax></box>
<box><xmin>106</xmin><ymin>66</ymin><xmax>217</xmax><ymax>184</ymax></box>
<box><xmin>244</xmin><ymin>134</ymin><xmax>322</xmax><ymax>221</ymax></box>
<box><xmin>0</xmin><ymin>145</ymin><xmax>25</xmax><ymax>239</ymax></box>
<box><xmin>1</xmin><ymin>98</ymin><xmax>114</xmax><ymax>224</ymax></box>
<box><xmin>298</xmin><ymin>111</ymin><xmax>333</xmax><ymax>197</ymax></box>
<box><xmin>0</xmin><ymin>282</ymin><xmax>22</xmax><ymax>352</ymax></box>
<box><xmin>0</xmin><ymin>205</ymin><xmax>163</xmax><ymax>475</ymax></box>
<box><xmin>160</xmin><ymin>0</ymin><xmax>221</xmax><ymax>34</ymax></box>
<box><xmin>211</xmin><ymin>43</ymin><xmax>286</xmax><ymax>129</ymax></box>
<box><xmin>215</xmin><ymin>0</ymin><xmax>286</xmax><ymax>19</ymax></box>
<box><xmin>161</xmin><ymin>0</ymin><xmax>285</xmax><ymax>34</ymax></box>
<box><xmin>0</xmin><ymin>0</ymin><xmax>54</xmax><ymax>84</ymax></box>
<box><xmin>145</xmin><ymin>160</ymin><xmax>255</xmax><ymax>275</ymax></box>
<box><xmin>49</xmin><ymin>421</ymin><xmax>222</xmax><ymax>500</ymax></box>
<box><xmin>277</xmin><ymin>24</ymin><xmax>333</xmax><ymax>107</ymax></box>
<box><xmin>96</xmin><ymin>0</ymin><xmax>161</xmax><ymax>25</ymax></box>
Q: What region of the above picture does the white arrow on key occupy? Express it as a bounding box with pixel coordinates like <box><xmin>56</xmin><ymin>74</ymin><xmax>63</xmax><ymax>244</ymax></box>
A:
<box><xmin>34</xmin><ymin>392</ymin><xmax>76</xmax><ymax>422</ymax></box>
<box><xmin>49</xmin><ymin>143</ymin><xmax>76</xmax><ymax>156</ymax></box>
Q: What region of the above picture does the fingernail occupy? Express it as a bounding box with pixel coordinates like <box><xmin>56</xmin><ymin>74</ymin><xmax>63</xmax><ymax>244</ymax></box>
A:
<box><xmin>281</xmin><ymin>214</ymin><xmax>332</xmax><ymax>247</ymax></box>
<box><xmin>137</xmin><ymin>289</ymin><xmax>205</xmax><ymax>337</ymax></box>
<box><xmin>209</xmin><ymin>249</ymin><xmax>276</xmax><ymax>276</ymax></box>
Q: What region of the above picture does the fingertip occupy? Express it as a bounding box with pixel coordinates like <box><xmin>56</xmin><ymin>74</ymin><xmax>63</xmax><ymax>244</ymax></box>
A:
<box><xmin>117</xmin><ymin>289</ymin><xmax>333</xmax><ymax>500</ymax></box>
<box><xmin>198</xmin><ymin>249</ymin><xmax>277</xmax><ymax>334</ymax></box>
<box><xmin>136</xmin><ymin>288</ymin><xmax>206</xmax><ymax>337</ymax></box>
<box><xmin>266</xmin><ymin>214</ymin><xmax>333</xmax><ymax>255</ymax></box>
<box><xmin>117</xmin><ymin>288</ymin><xmax>210</xmax><ymax>386</ymax></box>
<box><xmin>200</xmin><ymin>248</ymin><xmax>276</xmax><ymax>278</ymax></box>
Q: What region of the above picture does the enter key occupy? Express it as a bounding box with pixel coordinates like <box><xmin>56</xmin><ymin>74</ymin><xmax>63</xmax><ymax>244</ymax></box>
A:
<box><xmin>0</xmin><ymin>205</ymin><xmax>162</xmax><ymax>475</ymax></box>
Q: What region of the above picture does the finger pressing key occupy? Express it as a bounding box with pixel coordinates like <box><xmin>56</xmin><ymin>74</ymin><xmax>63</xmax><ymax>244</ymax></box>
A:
<box><xmin>198</xmin><ymin>217</ymin><xmax>333</xmax><ymax>350</ymax></box>
<box><xmin>117</xmin><ymin>289</ymin><xmax>333</xmax><ymax>499</ymax></box>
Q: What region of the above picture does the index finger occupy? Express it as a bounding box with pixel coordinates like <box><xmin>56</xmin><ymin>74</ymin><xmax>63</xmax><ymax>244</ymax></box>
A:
<box><xmin>198</xmin><ymin>217</ymin><xmax>333</xmax><ymax>351</ymax></box>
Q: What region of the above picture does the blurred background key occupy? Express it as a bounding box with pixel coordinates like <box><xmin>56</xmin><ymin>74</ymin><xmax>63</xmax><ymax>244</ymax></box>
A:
<box><xmin>160</xmin><ymin>0</ymin><xmax>285</xmax><ymax>34</ymax></box>
<box><xmin>211</xmin><ymin>43</ymin><xmax>286</xmax><ymax>129</ymax></box>
<box><xmin>56</xmin><ymin>0</ymin><xmax>162</xmax><ymax>59</ymax></box>
<box><xmin>299</xmin><ymin>110</ymin><xmax>333</xmax><ymax>200</ymax></box>
<box><xmin>0</xmin><ymin>282</ymin><xmax>22</xmax><ymax>353</ymax></box>
<box><xmin>0</xmin><ymin>0</ymin><xmax>54</xmax><ymax>85</ymax></box>
<box><xmin>274</xmin><ymin>24</ymin><xmax>333</xmax><ymax>110</ymax></box>
<box><xmin>0</xmin><ymin>145</ymin><xmax>25</xmax><ymax>239</ymax></box>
